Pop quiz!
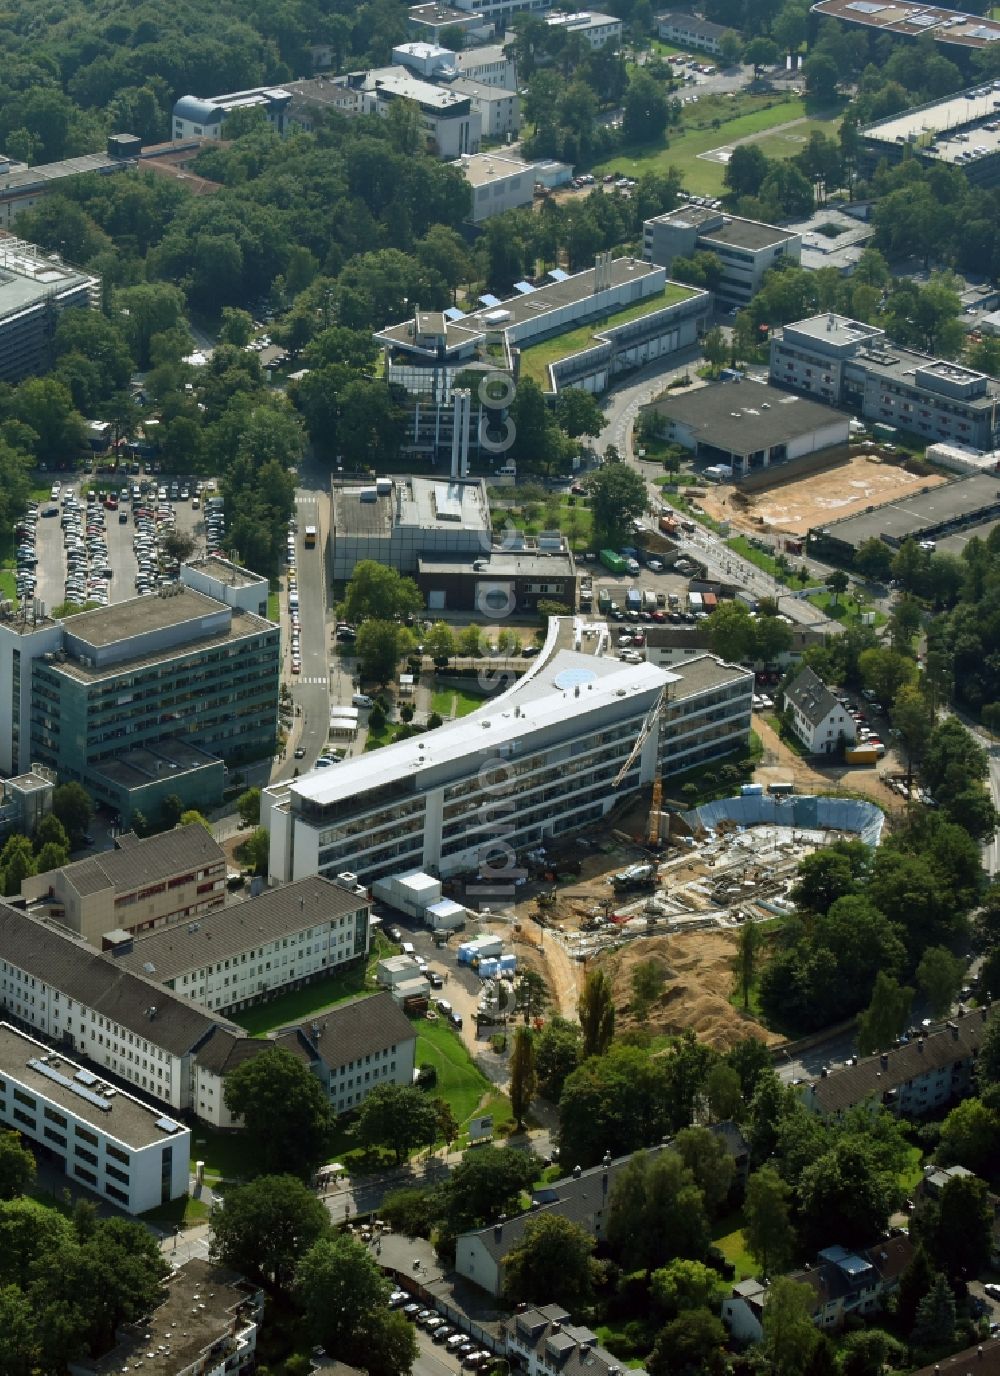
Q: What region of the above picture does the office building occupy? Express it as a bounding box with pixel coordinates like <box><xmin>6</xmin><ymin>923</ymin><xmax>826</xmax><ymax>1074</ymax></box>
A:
<box><xmin>506</xmin><ymin>1309</ymin><xmax>647</xmax><ymax>1376</ymax></box>
<box><xmin>180</xmin><ymin>555</ymin><xmax>269</xmax><ymax>618</ymax></box>
<box><xmin>860</xmin><ymin>81</ymin><xmax>1000</xmax><ymax>187</ymax></box>
<box><xmin>642</xmin><ymin>205</ymin><xmax>801</xmax><ymax>308</ymax></box>
<box><xmin>642</xmin><ymin>383</ymin><xmax>849</xmax><ymax>478</ymax></box>
<box><xmin>69</xmin><ymin>1259</ymin><xmax>263</xmax><ymax>1376</ymax></box>
<box><xmin>451</xmin><ymin>81</ymin><xmax>521</xmax><ymax>140</ymax></box>
<box><xmin>417</xmin><ymin>544</ymin><xmax>578</xmax><ymax>613</ymax></box>
<box><xmin>782</xmin><ymin>666</ymin><xmax>856</xmax><ymax>754</ymax></box>
<box><xmin>330</xmin><ymin>476</ymin><xmax>491</xmax><ymax>581</ymax></box>
<box><xmin>545</xmin><ymin>10</ymin><xmax>623</xmax><ymax>48</ymax></box>
<box><xmin>644</xmin><ymin>622</ymin><xmax>826</xmax><ymax>669</ymax></box>
<box><xmin>362</xmin><ymin>67</ymin><xmax>481</xmax><ymax>156</ymax></box>
<box><xmin>263</xmin><ymin>642</ymin><xmax>752</xmax><ymax>885</ymax></box>
<box><xmin>460</xmin><ymin>152</ymin><xmax>533</xmax><ymax>221</ymax></box>
<box><xmin>769</xmin><ymin>313</ymin><xmax>1000</xmax><ymax>450</ymax></box>
<box><xmin>407</xmin><ymin>3</ymin><xmax>495</xmax><ymax>44</ymax></box>
<box><xmin>656</xmin><ymin>10</ymin><xmax>732</xmax><ymax>53</ymax></box>
<box><xmin>393</xmin><ymin>41</ymin><xmax>517</xmax><ymax>87</ymax></box>
<box><xmin>104</xmin><ymin>875</ymin><xmax>371</xmax><ymax>1016</ymax></box>
<box><xmin>21</xmin><ymin>824</ymin><xmax>227</xmax><ymax>946</ymax></box>
<box><xmin>810</xmin><ymin>0</ymin><xmax>1000</xmax><ymax>57</ymax></box>
<box><xmin>0</xmin><ymin>767</ymin><xmax>54</xmax><ymax>841</ymax></box>
<box><xmin>0</xmin><ymin>234</ymin><xmax>100</xmax><ymax>382</ymax></box>
<box><xmin>0</xmin><ymin>1021</ymin><xmax>190</xmax><ymax>1213</ymax></box>
<box><xmin>172</xmin><ymin>87</ymin><xmax>298</xmax><ymax>140</ymax></box>
<box><xmin>0</xmin><ymin>151</ymin><xmax>131</xmax><ymax>229</ymax></box>
<box><xmin>801</xmin><ymin>1008</ymin><xmax>991</xmax><ymax>1118</ymax></box>
<box><xmin>0</xmin><ymin>588</ymin><xmax>280</xmax><ymax>824</ymax></box>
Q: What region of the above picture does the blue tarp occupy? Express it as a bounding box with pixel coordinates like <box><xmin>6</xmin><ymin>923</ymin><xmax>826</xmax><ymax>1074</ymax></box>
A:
<box><xmin>683</xmin><ymin>794</ymin><xmax>885</xmax><ymax>848</ymax></box>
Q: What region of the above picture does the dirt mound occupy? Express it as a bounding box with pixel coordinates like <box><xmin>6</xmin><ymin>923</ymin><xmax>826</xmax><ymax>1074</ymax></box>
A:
<box><xmin>599</xmin><ymin>929</ymin><xmax>782</xmax><ymax>1050</ymax></box>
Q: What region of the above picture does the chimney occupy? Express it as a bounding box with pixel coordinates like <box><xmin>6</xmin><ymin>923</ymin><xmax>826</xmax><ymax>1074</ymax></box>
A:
<box><xmin>573</xmin><ymin>1164</ymin><xmax>582</xmax><ymax>1178</ymax></box>
<box><xmin>917</xmin><ymin>1038</ymin><xmax>924</xmax><ymax>1053</ymax></box>
<box><xmin>880</xmin><ymin>1053</ymin><xmax>888</xmax><ymax>1069</ymax></box>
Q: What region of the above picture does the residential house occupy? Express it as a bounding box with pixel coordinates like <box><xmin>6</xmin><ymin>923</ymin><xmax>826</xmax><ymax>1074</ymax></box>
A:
<box><xmin>506</xmin><ymin>1307</ymin><xmax>647</xmax><ymax>1376</ymax></box>
<box><xmin>722</xmin><ymin>1236</ymin><xmax>914</xmax><ymax>1343</ymax></box>
<box><xmin>801</xmin><ymin>1008</ymin><xmax>991</xmax><ymax>1119</ymax></box>
<box><xmin>908</xmin><ymin>1338</ymin><xmax>1000</xmax><ymax>1376</ymax></box>
<box><xmin>782</xmin><ymin>666</ymin><xmax>856</xmax><ymax>755</ymax></box>
<box><xmin>21</xmin><ymin>824</ymin><xmax>227</xmax><ymax>946</ymax></box>
<box><xmin>656</xmin><ymin>11</ymin><xmax>732</xmax><ymax>53</ymax></box>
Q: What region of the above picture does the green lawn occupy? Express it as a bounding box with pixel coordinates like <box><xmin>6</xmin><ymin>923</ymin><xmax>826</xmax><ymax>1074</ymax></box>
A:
<box><xmin>898</xmin><ymin>1144</ymin><xmax>923</xmax><ymax>1194</ymax></box>
<box><xmin>230</xmin><ymin>933</ymin><xmax>397</xmax><ymax>1037</ymax></box>
<box><xmin>431</xmin><ymin>686</ymin><xmax>489</xmax><ymax>719</ymax></box>
<box><xmin>591</xmin><ymin>96</ymin><xmax>842</xmax><ymax>196</ymax></box>
<box><xmin>714</xmin><ymin>1220</ymin><xmax>757</xmax><ymax>1282</ymax></box>
<box><xmin>727</xmin><ymin>535</ymin><xmax>812</xmax><ymax>588</ymax></box>
<box><xmin>142</xmin><ymin>1194</ymin><xmax>211</xmax><ymax>1229</ymax></box>
<box><xmin>267</xmin><ymin>583</ymin><xmax>279</xmax><ymax>621</ymax></box>
<box><xmin>518</xmin><ymin>284</ymin><xmax>697</xmax><ymax>388</ymax></box>
<box><xmin>416</xmin><ymin>1017</ymin><xmax>495</xmax><ymax>1131</ymax></box>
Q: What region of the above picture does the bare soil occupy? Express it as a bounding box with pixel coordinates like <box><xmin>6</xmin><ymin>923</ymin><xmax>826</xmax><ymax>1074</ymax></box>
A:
<box><xmin>753</xmin><ymin>712</ymin><xmax>903</xmax><ymax>813</ymax></box>
<box><xmin>600</xmin><ymin>930</ymin><xmax>783</xmax><ymax>1049</ymax></box>
<box><xmin>700</xmin><ymin>454</ymin><xmax>947</xmax><ymax>537</ymax></box>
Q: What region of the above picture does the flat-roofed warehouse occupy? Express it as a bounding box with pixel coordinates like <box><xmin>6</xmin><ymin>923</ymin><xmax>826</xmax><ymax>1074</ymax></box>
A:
<box><xmin>808</xmin><ymin>470</ymin><xmax>1000</xmax><ymax>558</ymax></box>
<box><xmin>641</xmin><ymin>384</ymin><xmax>850</xmax><ymax>478</ymax></box>
<box><xmin>860</xmin><ymin>80</ymin><xmax>1000</xmax><ymax>185</ymax></box>
<box><xmin>810</xmin><ymin>0</ymin><xmax>1000</xmax><ymax>53</ymax></box>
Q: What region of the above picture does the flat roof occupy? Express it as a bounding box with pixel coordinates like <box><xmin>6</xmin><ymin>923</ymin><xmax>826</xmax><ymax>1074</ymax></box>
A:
<box><xmin>49</xmin><ymin>606</ymin><xmax>275</xmax><ymax>682</ymax></box>
<box><xmin>668</xmin><ymin>653</ymin><xmax>753</xmax><ymax>698</ymax></box>
<box><xmin>417</xmin><ymin>551</ymin><xmax>575</xmax><ymax>577</ymax></box>
<box><xmin>647</xmin><ymin>383</ymin><xmax>848</xmax><ymax>454</ymax></box>
<box><xmin>816</xmin><ymin>470</ymin><xmax>1000</xmax><ymax>547</ymax></box>
<box><xmin>0</xmin><ymin>1021</ymin><xmax>190</xmax><ymax>1148</ymax></box>
<box><xmin>0</xmin><ymin>153</ymin><xmax>123</xmax><ymax>197</ymax></box>
<box><xmin>648</xmin><ymin>206</ymin><xmax>798</xmax><ymax>251</ymax></box>
<box><xmin>0</xmin><ymin>235</ymin><xmax>96</xmax><ymax>319</ymax></box>
<box><xmin>363</xmin><ymin>66</ymin><xmax>471</xmax><ymax>110</ymax></box>
<box><xmin>811</xmin><ymin>0</ymin><xmax>1000</xmax><ymax>47</ymax></box>
<box><xmin>183</xmin><ymin>554</ymin><xmax>266</xmax><ymax>589</ymax></box>
<box><xmin>60</xmin><ymin>587</ymin><xmax>226</xmax><ymax>648</ymax></box>
<box><xmin>376</xmin><ymin>258</ymin><xmax>667</xmax><ymax>351</ymax></box>
<box><xmin>460</xmin><ymin>153</ymin><xmax>533</xmax><ymax>187</ymax></box>
<box><xmin>782</xmin><ymin>313</ymin><xmax>884</xmax><ymax>348</ymax></box>
<box><xmin>862</xmin><ymin>80</ymin><xmax>1000</xmax><ymax>164</ymax></box>
<box><xmin>281</xmin><ymin>649</ymin><xmax>676</xmax><ymax>810</ymax></box>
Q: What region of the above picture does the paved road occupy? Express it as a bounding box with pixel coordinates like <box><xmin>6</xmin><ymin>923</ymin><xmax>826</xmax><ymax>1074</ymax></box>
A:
<box><xmin>272</xmin><ymin>489</ymin><xmax>329</xmax><ymax>783</ymax></box>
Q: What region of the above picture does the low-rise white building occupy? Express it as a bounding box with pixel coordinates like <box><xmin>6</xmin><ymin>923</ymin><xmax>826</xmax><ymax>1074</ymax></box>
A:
<box><xmin>461</xmin><ymin>152</ymin><xmax>534</xmax><ymax>222</ymax></box>
<box><xmin>0</xmin><ymin>1021</ymin><xmax>190</xmax><ymax>1213</ymax></box>
<box><xmin>545</xmin><ymin>10</ymin><xmax>623</xmax><ymax>48</ymax></box>
<box><xmin>180</xmin><ymin>555</ymin><xmax>269</xmax><ymax>619</ymax></box>
<box><xmin>364</xmin><ymin>67</ymin><xmax>481</xmax><ymax>156</ymax></box>
<box><xmin>656</xmin><ymin>10</ymin><xmax>731</xmax><ymax>54</ymax></box>
<box><xmin>451</xmin><ymin>79</ymin><xmax>521</xmax><ymax>140</ymax></box>
<box><xmin>782</xmin><ymin>666</ymin><xmax>856</xmax><ymax>755</ymax></box>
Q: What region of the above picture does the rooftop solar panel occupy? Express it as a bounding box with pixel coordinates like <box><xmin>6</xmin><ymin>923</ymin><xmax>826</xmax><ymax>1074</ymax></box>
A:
<box><xmin>478</xmin><ymin>293</ymin><xmax>500</xmax><ymax>307</ymax></box>
<box><xmin>513</xmin><ymin>281</ymin><xmax>536</xmax><ymax>294</ymax></box>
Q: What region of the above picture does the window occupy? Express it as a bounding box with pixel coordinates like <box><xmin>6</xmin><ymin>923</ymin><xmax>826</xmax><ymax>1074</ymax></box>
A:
<box><xmin>76</xmin><ymin>1145</ymin><xmax>98</xmax><ymax>1167</ymax></box>
<box><xmin>12</xmin><ymin>1088</ymin><xmax>34</xmax><ymax>1110</ymax></box>
<box><xmin>44</xmin><ymin>1107</ymin><xmax>67</xmax><ymax>1127</ymax></box>
<box><xmin>74</xmin><ymin>1164</ymin><xmax>97</xmax><ymax>1186</ymax></box>
<box><xmin>75</xmin><ymin>1125</ymin><xmax>99</xmax><ymax>1147</ymax></box>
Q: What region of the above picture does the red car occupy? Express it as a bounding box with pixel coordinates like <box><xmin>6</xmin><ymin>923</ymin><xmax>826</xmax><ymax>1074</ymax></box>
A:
<box><xmin>571</xmin><ymin>483</ymin><xmax>587</xmax><ymax>495</ymax></box>
<box><xmin>650</xmin><ymin>610</ymin><xmax>666</xmax><ymax>623</ymax></box>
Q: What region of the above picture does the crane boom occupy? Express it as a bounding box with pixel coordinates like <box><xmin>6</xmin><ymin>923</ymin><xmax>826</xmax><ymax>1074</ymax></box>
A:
<box><xmin>612</xmin><ymin>686</ymin><xmax>667</xmax><ymax>789</ymax></box>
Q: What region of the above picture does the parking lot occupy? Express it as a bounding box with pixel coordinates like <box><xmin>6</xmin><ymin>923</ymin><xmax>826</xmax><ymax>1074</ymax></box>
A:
<box><xmin>14</xmin><ymin>470</ymin><xmax>220</xmax><ymax>615</ymax></box>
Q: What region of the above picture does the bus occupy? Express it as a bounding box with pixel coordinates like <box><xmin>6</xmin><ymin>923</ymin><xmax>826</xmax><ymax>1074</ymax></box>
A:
<box><xmin>304</xmin><ymin>525</ymin><xmax>317</xmax><ymax>549</ymax></box>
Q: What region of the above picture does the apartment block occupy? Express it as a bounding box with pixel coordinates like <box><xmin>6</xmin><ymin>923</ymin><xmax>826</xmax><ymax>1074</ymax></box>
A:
<box><xmin>69</xmin><ymin>1259</ymin><xmax>263</xmax><ymax>1376</ymax></box>
<box><xmin>545</xmin><ymin>10</ymin><xmax>623</xmax><ymax>48</ymax></box>
<box><xmin>0</xmin><ymin>151</ymin><xmax>129</xmax><ymax>229</ymax></box>
<box><xmin>656</xmin><ymin>10</ymin><xmax>731</xmax><ymax>53</ymax></box>
<box><xmin>506</xmin><ymin>1309</ymin><xmax>646</xmax><ymax>1376</ymax></box>
<box><xmin>105</xmin><ymin>875</ymin><xmax>371</xmax><ymax>1016</ymax></box>
<box><xmin>264</xmin><ymin>644</ymin><xmax>752</xmax><ymax>886</ymax></box>
<box><xmin>0</xmin><ymin>234</ymin><xmax>100</xmax><ymax>381</ymax></box>
<box><xmin>0</xmin><ymin>1021</ymin><xmax>190</xmax><ymax>1213</ymax></box>
<box><xmin>770</xmin><ymin>314</ymin><xmax>1000</xmax><ymax>450</ymax></box>
<box><xmin>0</xmin><ymin>587</ymin><xmax>280</xmax><ymax>824</ymax></box>
<box><xmin>21</xmin><ymin>823</ymin><xmax>227</xmax><ymax>945</ymax></box>
<box><xmin>643</xmin><ymin>204</ymin><xmax>801</xmax><ymax>308</ymax></box>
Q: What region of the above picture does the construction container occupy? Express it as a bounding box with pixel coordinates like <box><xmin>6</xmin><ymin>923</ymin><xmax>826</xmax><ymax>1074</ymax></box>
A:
<box><xmin>845</xmin><ymin>745</ymin><xmax>880</xmax><ymax>765</ymax></box>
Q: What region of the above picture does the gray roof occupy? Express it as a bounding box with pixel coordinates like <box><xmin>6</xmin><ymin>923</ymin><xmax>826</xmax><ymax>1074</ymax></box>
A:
<box><xmin>274</xmin><ymin>991</ymin><xmax>416</xmax><ymax>1070</ymax></box>
<box><xmin>0</xmin><ymin>903</ymin><xmax>232</xmax><ymax>1057</ymax></box>
<box><xmin>417</xmin><ymin>552</ymin><xmax>576</xmax><ymax>578</ymax></box>
<box><xmin>807</xmin><ymin>1009</ymin><xmax>991</xmax><ymax>1115</ymax></box>
<box><xmin>173</xmin><ymin>96</ymin><xmax>227</xmax><ymax>124</ymax></box>
<box><xmin>182</xmin><ymin>556</ymin><xmax>265</xmax><ymax>591</ymax></box>
<box><xmin>192</xmin><ymin>1027</ymin><xmax>270</xmax><ymax>1076</ymax></box>
<box><xmin>656</xmin><ymin>10</ymin><xmax>729</xmax><ymax>38</ymax></box>
<box><xmin>668</xmin><ymin>653</ymin><xmax>753</xmax><ymax>700</ymax></box>
<box><xmin>41</xmin><ymin>823</ymin><xmax>225</xmax><ymax>900</ymax></box>
<box><xmin>812</xmin><ymin>470</ymin><xmax>1000</xmax><ymax>551</ymax></box>
<box><xmin>60</xmin><ymin>587</ymin><xmax>226</xmax><ymax>649</ymax></box>
<box><xmin>647</xmin><ymin>384</ymin><xmax>848</xmax><ymax>457</ymax></box>
<box><xmin>783</xmin><ymin>665</ymin><xmax>839</xmax><ymax>728</ymax></box>
<box><xmin>506</xmin><ymin>1309</ymin><xmax>640</xmax><ymax>1376</ymax></box>
<box><xmin>112</xmin><ymin>877</ymin><xmax>368</xmax><ymax>981</ymax></box>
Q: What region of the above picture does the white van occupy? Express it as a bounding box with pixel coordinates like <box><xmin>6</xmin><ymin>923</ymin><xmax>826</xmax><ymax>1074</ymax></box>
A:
<box><xmin>353</xmin><ymin>693</ymin><xmax>373</xmax><ymax>708</ymax></box>
<box><xmin>401</xmin><ymin>942</ymin><xmax>416</xmax><ymax>956</ymax></box>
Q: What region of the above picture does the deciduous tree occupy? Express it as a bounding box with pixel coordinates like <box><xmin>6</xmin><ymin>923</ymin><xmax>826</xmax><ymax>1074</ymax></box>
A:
<box><xmin>509</xmin><ymin>1026</ymin><xmax>536</xmax><ymax>1130</ymax></box>
<box><xmin>209</xmin><ymin>1174</ymin><xmax>328</xmax><ymax>1290</ymax></box>
<box><xmin>578</xmin><ymin>967</ymin><xmax>615</xmax><ymax>1058</ymax></box>
<box><xmin>223</xmin><ymin>1047</ymin><xmax>335</xmax><ymax>1179</ymax></box>
<box><xmin>744</xmin><ymin>1165</ymin><xmax>794</xmax><ymax>1278</ymax></box>
<box><xmin>503</xmin><ymin>1213</ymin><xmax>596</xmax><ymax>1308</ymax></box>
<box><xmin>356</xmin><ymin>1084</ymin><xmax>436</xmax><ymax>1165</ymax></box>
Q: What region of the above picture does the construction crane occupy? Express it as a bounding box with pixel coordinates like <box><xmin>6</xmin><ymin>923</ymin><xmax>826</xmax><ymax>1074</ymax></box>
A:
<box><xmin>612</xmin><ymin>686</ymin><xmax>668</xmax><ymax>849</ymax></box>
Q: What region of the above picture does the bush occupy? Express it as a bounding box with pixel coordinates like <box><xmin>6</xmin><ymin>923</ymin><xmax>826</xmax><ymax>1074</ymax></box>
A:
<box><xmin>368</xmin><ymin>703</ymin><xmax>386</xmax><ymax>732</ymax></box>
<box><xmin>428</xmin><ymin>712</ymin><xmax>443</xmax><ymax>729</ymax></box>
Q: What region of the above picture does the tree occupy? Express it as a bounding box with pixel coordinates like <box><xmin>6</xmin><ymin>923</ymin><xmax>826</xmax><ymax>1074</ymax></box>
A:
<box><xmin>762</xmin><ymin>1276</ymin><xmax>824</xmax><ymax>1376</ymax></box>
<box><xmin>236</xmin><ymin>788</ymin><xmax>261</xmax><ymax>828</ymax></box>
<box><xmin>916</xmin><ymin>945</ymin><xmax>964</xmax><ymax>1019</ymax></box>
<box><xmin>32</xmin><ymin>814</ymin><xmax>68</xmax><ymax>855</ymax></box>
<box><xmin>356</xmin><ymin>620</ymin><xmax>415</xmax><ymax>685</ymax></box>
<box><xmin>854</xmin><ymin>537</ymin><xmax>894</xmax><ymax>582</ymax></box>
<box><xmin>606</xmin><ymin>1149</ymin><xmax>709</xmax><ymax>1273</ymax></box>
<box><xmin>839</xmin><ymin>1330</ymin><xmax>907</xmax><ymax>1376</ymax></box>
<box><xmin>223</xmin><ymin>1048</ymin><xmax>334</xmax><ymax>1179</ymax></box>
<box><xmin>425</xmin><ymin>621</ymin><xmax>456</xmax><ymax>664</ymax></box>
<box><xmin>587</xmin><ymin>463</ymin><xmax>648</xmax><ymax>550</ymax></box>
<box><xmin>719</xmin><ymin>30</ymin><xmax>743</xmax><ymax>65</ymax></box>
<box><xmin>433</xmin><ymin>1098</ymin><xmax>459</xmax><ymax>1152</ymax></box>
<box><xmin>380</xmin><ymin>1187</ymin><xmax>434</xmax><ymax>1237</ymax></box>
<box><xmin>705</xmin><ymin>1063</ymin><xmax>742</xmax><ymax>1122</ymax></box>
<box><xmin>356</xmin><ymin>1084</ymin><xmax>437</xmax><ymax>1164</ymax></box>
<box><xmin>895</xmin><ymin>1241</ymin><xmax>935</xmax><ymax>1332</ymax></box>
<box><xmin>558</xmin><ymin>1045</ymin><xmax>672</xmax><ymax>1167</ymax></box>
<box><xmin>578</xmin><ymin>967</ymin><xmax>615</xmax><ymax>1058</ymax></box>
<box><xmin>0</xmin><ymin>1284</ymin><xmax>40</xmax><ymax>1376</ymax></box>
<box><xmin>209</xmin><ymin>1174</ymin><xmax>329</xmax><ymax>1289</ymax></box>
<box><xmin>0</xmin><ymin>1132</ymin><xmax>35</xmax><ymax>1201</ymax></box>
<box><xmin>858</xmin><ymin>646</ymin><xmax>917</xmax><ymax>705</ymax></box>
<box><xmin>912</xmin><ymin>1272</ymin><xmax>956</xmax><ymax>1350</ymax></box>
<box><xmin>706</xmin><ymin>601</ymin><xmax>757</xmax><ymax>664</ymax></box>
<box><xmin>238</xmin><ymin>827</ymin><xmax>270</xmax><ymax>876</ymax></box>
<box><xmin>856</xmin><ymin>972</ymin><xmax>914</xmax><ymax>1056</ymax></box>
<box><xmin>503</xmin><ymin>1213</ymin><xmax>596</xmax><ymax>1308</ymax></box>
<box><xmin>1</xmin><ymin>836</ymin><xmax>36</xmax><ymax>895</ymax></box>
<box><xmin>650</xmin><ymin>1258</ymin><xmax>720</xmax><ymax>1316</ymax></box>
<box><xmin>673</xmin><ymin>1126</ymin><xmax>734</xmax><ymax>1215</ymax></box>
<box><xmin>294</xmin><ymin>1233</ymin><xmax>415</xmax><ymax>1376</ymax></box>
<box><xmin>936</xmin><ymin>1097</ymin><xmax>1000</xmax><ymax>1175</ymax></box>
<box><xmin>797</xmin><ymin>1137</ymin><xmax>902</xmax><ymax>1251</ymax></box>
<box><xmin>725</xmin><ymin>144</ymin><xmax>770</xmax><ymax>200</ymax></box>
<box><xmin>534</xmin><ymin>1017</ymin><xmax>581</xmax><ymax>1100</ymax></box>
<box><xmin>744</xmin><ymin>36</ymin><xmax>781</xmax><ymax>74</ymax></box>
<box><xmin>341</xmin><ymin>561</ymin><xmax>423</xmax><ymax>625</ymax></box>
<box><xmin>432</xmin><ymin>1145</ymin><xmax>540</xmax><ymax>1253</ymax></box>
<box><xmin>892</xmin><ymin>682</ymin><xmax>933</xmax><ymax>788</ymax></box>
<box><xmin>825</xmin><ymin>568</ymin><xmax>849</xmax><ymax>605</ymax></box>
<box><xmin>648</xmin><ymin>1309</ymin><xmax>728</xmax><ymax>1376</ymax></box>
<box><xmin>803</xmin><ymin>51</ymin><xmax>839</xmax><ymax>103</ymax></box>
<box><xmin>622</xmin><ymin>68</ymin><xmax>669</xmax><ymax>144</ymax></box>
<box><xmin>51</xmin><ymin>782</ymin><xmax>93</xmax><ymax>845</ymax></box>
<box><xmin>790</xmin><ymin>840</ymin><xmax>868</xmax><ymax>914</ymax></box>
<box><xmin>555</xmin><ymin>389</ymin><xmax>604</xmax><ymax>438</ymax></box>
<box><xmin>744</xmin><ymin>1165</ymin><xmax>794</xmax><ymax>1278</ymax></box>
<box><xmin>160</xmin><ymin>528</ymin><xmax>196</xmax><ymax>564</ymax></box>
<box><xmin>917</xmin><ymin>1171</ymin><xmax>994</xmax><ymax>1279</ymax></box>
<box><xmin>734</xmin><ymin>919</ymin><xmax>757</xmax><ymax>1011</ymax></box>
<box><xmin>509</xmin><ymin>1026</ymin><xmax>536</xmax><ymax>1130</ymax></box>
<box><xmin>631</xmin><ymin>959</ymin><xmax>665</xmax><ymax>1020</ymax></box>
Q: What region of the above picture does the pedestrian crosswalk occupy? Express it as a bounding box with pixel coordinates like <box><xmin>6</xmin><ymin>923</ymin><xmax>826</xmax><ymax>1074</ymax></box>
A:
<box><xmin>295</xmin><ymin>675</ymin><xmax>327</xmax><ymax>685</ymax></box>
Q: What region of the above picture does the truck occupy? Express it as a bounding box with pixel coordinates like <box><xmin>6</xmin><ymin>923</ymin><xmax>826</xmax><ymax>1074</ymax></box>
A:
<box><xmin>688</xmin><ymin>591</ymin><xmax>704</xmax><ymax>615</ymax></box>
<box><xmin>625</xmin><ymin>588</ymin><xmax>643</xmax><ymax>614</ymax></box>
<box><xmin>668</xmin><ymin>592</ymin><xmax>680</xmax><ymax>610</ymax></box>
<box><xmin>845</xmin><ymin>745</ymin><xmax>880</xmax><ymax>766</ymax></box>
<box><xmin>612</xmin><ymin>863</ymin><xmax>657</xmax><ymax>892</ymax></box>
<box><xmin>600</xmin><ymin>549</ymin><xmax>627</xmax><ymax>574</ymax></box>
<box><xmin>598</xmin><ymin>588</ymin><xmax>612</xmax><ymax>613</ymax></box>
<box><xmin>659</xmin><ymin>514</ymin><xmax>679</xmax><ymax>536</ymax></box>
<box><xmin>642</xmin><ymin>589</ymin><xmax>657</xmax><ymax>612</ymax></box>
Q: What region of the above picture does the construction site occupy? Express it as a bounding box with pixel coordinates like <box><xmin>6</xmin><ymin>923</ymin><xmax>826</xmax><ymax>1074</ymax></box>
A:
<box><xmin>496</xmin><ymin>791</ymin><xmax>885</xmax><ymax>1047</ymax></box>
